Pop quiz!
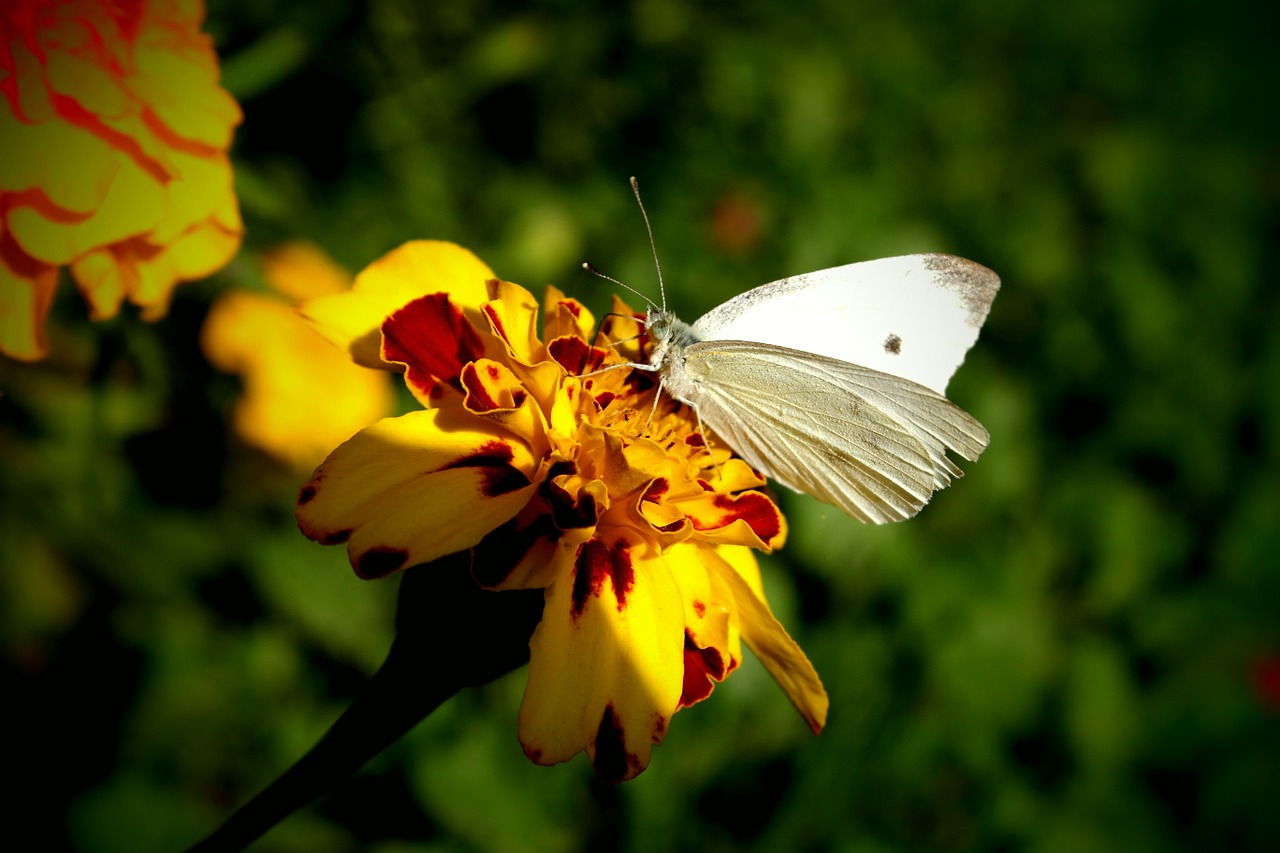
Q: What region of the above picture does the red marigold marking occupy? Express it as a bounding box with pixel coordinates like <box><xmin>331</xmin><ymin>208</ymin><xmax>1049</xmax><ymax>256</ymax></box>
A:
<box><xmin>460</xmin><ymin>362</ymin><xmax>527</xmax><ymax>413</ymax></box>
<box><xmin>571</xmin><ymin>539</ymin><xmax>635</xmax><ymax>617</ymax></box>
<box><xmin>642</xmin><ymin>478</ymin><xmax>670</xmax><ymax>502</ymax></box>
<box><xmin>692</xmin><ymin>492</ymin><xmax>782</xmax><ymax>542</ymax></box>
<box><xmin>692</xmin><ymin>599</ymin><xmax>706</xmax><ymax>617</ymax></box>
<box><xmin>298</xmin><ymin>483</ymin><xmax>318</xmax><ymax>505</ymax></box>
<box><xmin>481</xmin><ymin>299</ymin><xmax>509</xmax><ymax>345</ymax></box>
<box><xmin>441</xmin><ymin>440</ymin><xmax>531</xmax><ymax>497</ymax></box>
<box><xmin>548</xmin><ymin>336</ymin><xmax>607</xmax><ymax>374</ymax></box>
<box><xmin>355</xmin><ymin>546</ymin><xmax>409</xmax><ymax>579</ymax></box>
<box><xmin>383</xmin><ymin>293</ymin><xmax>485</xmax><ymax>394</ymax></box>
<box><xmin>593</xmin><ymin>391</ymin><xmax>617</xmax><ymax>409</ymax></box>
<box><xmin>680</xmin><ymin>630</ymin><xmax>727</xmax><ymax>708</ymax></box>
<box><xmin>685</xmin><ymin>432</ymin><xmax>706</xmax><ymax>448</ymax></box>
<box><xmin>593</xmin><ymin>704</ymin><xmax>637</xmax><ymax>784</ymax></box>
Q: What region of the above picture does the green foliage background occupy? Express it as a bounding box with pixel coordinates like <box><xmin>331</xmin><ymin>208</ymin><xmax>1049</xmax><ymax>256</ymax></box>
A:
<box><xmin>4</xmin><ymin>0</ymin><xmax>1277</xmax><ymax>850</ymax></box>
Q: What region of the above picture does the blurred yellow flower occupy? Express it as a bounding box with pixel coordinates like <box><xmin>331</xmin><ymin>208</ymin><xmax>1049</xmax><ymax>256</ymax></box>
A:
<box><xmin>0</xmin><ymin>0</ymin><xmax>243</xmax><ymax>361</ymax></box>
<box><xmin>201</xmin><ymin>242</ymin><xmax>394</xmax><ymax>471</ymax></box>
<box><xmin>295</xmin><ymin>240</ymin><xmax>827</xmax><ymax>781</ymax></box>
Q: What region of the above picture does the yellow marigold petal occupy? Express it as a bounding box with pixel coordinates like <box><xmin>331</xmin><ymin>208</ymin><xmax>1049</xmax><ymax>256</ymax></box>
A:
<box><xmin>0</xmin><ymin>244</ymin><xmax>59</xmax><ymax>361</ymax></box>
<box><xmin>300</xmin><ymin>240</ymin><xmax>496</xmax><ymax>369</ymax></box>
<box><xmin>682</xmin><ymin>488</ymin><xmax>787</xmax><ymax>551</ymax></box>
<box><xmin>664</xmin><ymin>544</ymin><xmax>741</xmax><ymax>709</ymax></box>
<box><xmin>0</xmin><ymin>107</ymin><xmax>121</xmax><ymax>214</ymax></box>
<box><xmin>520</xmin><ymin>534</ymin><xmax>685</xmax><ymax>782</ymax></box>
<box><xmin>710</xmin><ymin>550</ymin><xmax>829</xmax><ymax>733</ymax></box>
<box><xmin>482</xmin><ymin>279</ymin><xmax>544</xmax><ymax>365</ymax></box>
<box><xmin>461</xmin><ymin>359</ymin><xmax>552</xmax><ymax>458</ymax></box>
<box><xmin>201</xmin><ymin>291</ymin><xmax>393</xmax><ymax>470</ymax></box>
<box><xmin>7</xmin><ymin>155</ymin><xmax>166</xmax><ymax>265</ymax></box>
<box><xmin>541</xmin><ymin>285</ymin><xmax>597</xmax><ymax>344</ymax></box>
<box><xmin>296</xmin><ymin>409</ymin><xmax>541</xmax><ymax>578</ymax></box>
<box><xmin>261</xmin><ymin>242</ymin><xmax>352</xmax><ymax>302</ymax></box>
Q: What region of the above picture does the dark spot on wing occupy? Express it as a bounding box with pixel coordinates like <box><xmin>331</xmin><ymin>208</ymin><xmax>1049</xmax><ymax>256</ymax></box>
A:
<box><xmin>883</xmin><ymin>333</ymin><xmax>902</xmax><ymax>355</ymax></box>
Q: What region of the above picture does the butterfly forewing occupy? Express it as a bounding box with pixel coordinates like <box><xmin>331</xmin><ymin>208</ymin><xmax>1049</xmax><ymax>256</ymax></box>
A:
<box><xmin>681</xmin><ymin>341</ymin><xmax>990</xmax><ymax>523</ymax></box>
<box><xmin>688</xmin><ymin>254</ymin><xmax>1000</xmax><ymax>395</ymax></box>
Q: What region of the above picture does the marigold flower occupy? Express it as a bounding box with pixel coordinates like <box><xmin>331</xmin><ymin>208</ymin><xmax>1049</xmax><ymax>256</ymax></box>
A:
<box><xmin>0</xmin><ymin>0</ymin><xmax>242</xmax><ymax>361</ymax></box>
<box><xmin>295</xmin><ymin>240</ymin><xmax>828</xmax><ymax>781</ymax></box>
<box><xmin>201</xmin><ymin>242</ymin><xmax>395</xmax><ymax>471</ymax></box>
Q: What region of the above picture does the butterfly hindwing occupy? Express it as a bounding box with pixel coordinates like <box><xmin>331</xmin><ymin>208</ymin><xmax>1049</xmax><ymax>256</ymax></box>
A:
<box><xmin>681</xmin><ymin>340</ymin><xmax>990</xmax><ymax>523</ymax></box>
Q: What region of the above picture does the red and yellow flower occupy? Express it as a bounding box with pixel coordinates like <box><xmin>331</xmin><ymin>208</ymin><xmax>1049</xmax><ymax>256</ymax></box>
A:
<box><xmin>0</xmin><ymin>0</ymin><xmax>242</xmax><ymax>361</ymax></box>
<box><xmin>295</xmin><ymin>240</ymin><xmax>828</xmax><ymax>781</ymax></box>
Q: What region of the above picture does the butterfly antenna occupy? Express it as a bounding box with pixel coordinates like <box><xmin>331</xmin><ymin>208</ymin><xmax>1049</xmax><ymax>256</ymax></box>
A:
<box><xmin>630</xmin><ymin>176</ymin><xmax>667</xmax><ymax>310</ymax></box>
<box><xmin>580</xmin><ymin>262</ymin><xmax>657</xmax><ymax>311</ymax></box>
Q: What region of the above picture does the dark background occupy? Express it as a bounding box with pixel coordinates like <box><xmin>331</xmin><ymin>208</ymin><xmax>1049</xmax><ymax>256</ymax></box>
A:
<box><xmin>3</xmin><ymin>0</ymin><xmax>1277</xmax><ymax>850</ymax></box>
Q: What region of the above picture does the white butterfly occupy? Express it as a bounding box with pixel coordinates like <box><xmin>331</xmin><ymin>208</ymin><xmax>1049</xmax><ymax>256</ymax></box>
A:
<box><xmin>630</xmin><ymin>252</ymin><xmax>999</xmax><ymax>524</ymax></box>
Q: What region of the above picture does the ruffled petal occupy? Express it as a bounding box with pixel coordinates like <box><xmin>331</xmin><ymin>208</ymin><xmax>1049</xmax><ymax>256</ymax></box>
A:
<box><xmin>296</xmin><ymin>409</ymin><xmax>542</xmax><ymax>578</ymax></box>
<box><xmin>540</xmin><ymin>286</ymin><xmax>596</xmax><ymax>344</ymax></box>
<box><xmin>520</xmin><ymin>534</ymin><xmax>685</xmax><ymax>782</ymax></box>
<box><xmin>710</xmin><ymin>549</ymin><xmax>828</xmax><ymax>733</ymax></box>
<box><xmin>461</xmin><ymin>358</ymin><xmax>552</xmax><ymax>457</ymax></box>
<box><xmin>301</xmin><ymin>241</ymin><xmax>496</xmax><ymax>369</ymax></box>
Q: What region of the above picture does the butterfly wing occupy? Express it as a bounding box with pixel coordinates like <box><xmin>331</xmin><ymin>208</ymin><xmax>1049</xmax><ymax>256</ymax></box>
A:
<box><xmin>680</xmin><ymin>340</ymin><xmax>989</xmax><ymax>523</ymax></box>
<box><xmin>688</xmin><ymin>254</ymin><xmax>999</xmax><ymax>395</ymax></box>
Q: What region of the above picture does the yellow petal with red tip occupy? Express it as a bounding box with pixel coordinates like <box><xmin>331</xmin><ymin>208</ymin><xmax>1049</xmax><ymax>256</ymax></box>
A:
<box><xmin>461</xmin><ymin>359</ymin><xmax>551</xmax><ymax>457</ymax></box>
<box><xmin>683</xmin><ymin>489</ymin><xmax>787</xmax><ymax>551</ymax></box>
<box><xmin>297</xmin><ymin>409</ymin><xmax>541</xmax><ymax>578</ymax></box>
<box><xmin>665</xmin><ymin>542</ymin><xmax>738</xmax><ymax>709</ymax></box>
<box><xmin>711</xmin><ymin>549</ymin><xmax>828</xmax><ymax>733</ymax></box>
<box><xmin>482</xmin><ymin>279</ymin><xmax>544</xmax><ymax>366</ymax></box>
<box><xmin>301</xmin><ymin>241</ymin><xmax>496</xmax><ymax>369</ymax></box>
<box><xmin>540</xmin><ymin>286</ymin><xmax>596</xmax><ymax>344</ymax></box>
<box><xmin>520</xmin><ymin>534</ymin><xmax>685</xmax><ymax>782</ymax></box>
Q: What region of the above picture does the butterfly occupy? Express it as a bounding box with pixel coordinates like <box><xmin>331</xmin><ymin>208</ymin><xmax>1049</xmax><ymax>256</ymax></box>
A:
<box><xmin>634</xmin><ymin>252</ymin><xmax>999</xmax><ymax>523</ymax></box>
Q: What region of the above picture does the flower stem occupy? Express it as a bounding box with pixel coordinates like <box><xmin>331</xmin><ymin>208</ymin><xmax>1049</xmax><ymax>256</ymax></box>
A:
<box><xmin>187</xmin><ymin>553</ymin><xmax>543</xmax><ymax>851</ymax></box>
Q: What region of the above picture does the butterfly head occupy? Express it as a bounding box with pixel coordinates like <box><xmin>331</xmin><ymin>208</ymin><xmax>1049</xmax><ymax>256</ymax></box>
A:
<box><xmin>643</xmin><ymin>306</ymin><xmax>700</xmax><ymax>374</ymax></box>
